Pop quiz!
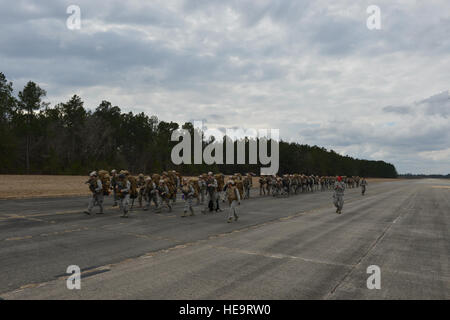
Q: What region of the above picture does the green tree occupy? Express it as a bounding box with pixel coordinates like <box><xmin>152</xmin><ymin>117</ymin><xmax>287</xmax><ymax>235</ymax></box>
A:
<box><xmin>58</xmin><ymin>95</ymin><xmax>87</xmax><ymax>170</ymax></box>
<box><xmin>0</xmin><ymin>73</ymin><xmax>17</xmax><ymax>171</ymax></box>
<box><xmin>17</xmin><ymin>81</ymin><xmax>47</xmax><ymax>173</ymax></box>
<box><xmin>0</xmin><ymin>74</ymin><xmax>399</xmax><ymax>177</ymax></box>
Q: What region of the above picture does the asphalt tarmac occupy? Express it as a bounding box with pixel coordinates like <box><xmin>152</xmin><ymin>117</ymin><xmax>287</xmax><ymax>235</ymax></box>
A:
<box><xmin>0</xmin><ymin>179</ymin><xmax>448</xmax><ymax>299</ymax></box>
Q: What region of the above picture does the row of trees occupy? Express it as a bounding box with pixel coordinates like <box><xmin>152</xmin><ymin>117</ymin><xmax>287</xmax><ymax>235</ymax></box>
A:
<box><xmin>399</xmin><ymin>174</ymin><xmax>450</xmax><ymax>179</ymax></box>
<box><xmin>0</xmin><ymin>72</ymin><xmax>398</xmax><ymax>177</ymax></box>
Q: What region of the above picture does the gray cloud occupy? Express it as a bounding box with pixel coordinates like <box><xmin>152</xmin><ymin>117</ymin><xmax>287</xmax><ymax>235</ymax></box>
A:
<box><xmin>419</xmin><ymin>91</ymin><xmax>450</xmax><ymax>118</ymax></box>
<box><xmin>383</xmin><ymin>106</ymin><xmax>413</xmax><ymax>114</ymax></box>
<box><xmin>1</xmin><ymin>0</ymin><xmax>450</xmax><ymax>174</ymax></box>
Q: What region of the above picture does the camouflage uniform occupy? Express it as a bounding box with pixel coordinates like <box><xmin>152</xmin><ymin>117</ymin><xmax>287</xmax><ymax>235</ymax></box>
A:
<box><xmin>259</xmin><ymin>176</ymin><xmax>267</xmax><ymax>195</ymax></box>
<box><xmin>110</xmin><ymin>170</ymin><xmax>118</xmax><ymax>206</ymax></box>
<box><xmin>198</xmin><ymin>175</ymin><xmax>207</xmax><ymax>205</ymax></box>
<box><xmin>243</xmin><ymin>174</ymin><xmax>252</xmax><ymax>199</ymax></box>
<box><xmin>360</xmin><ymin>178</ymin><xmax>368</xmax><ymax>195</ymax></box>
<box><xmin>157</xmin><ymin>181</ymin><xmax>172</xmax><ymax>212</ymax></box>
<box><xmin>85</xmin><ymin>172</ymin><xmax>104</xmax><ymax>215</ymax></box>
<box><xmin>116</xmin><ymin>174</ymin><xmax>131</xmax><ymax>217</ymax></box>
<box><xmin>136</xmin><ymin>174</ymin><xmax>147</xmax><ymax>208</ymax></box>
<box><xmin>202</xmin><ymin>173</ymin><xmax>218</xmax><ymax>213</ymax></box>
<box><xmin>333</xmin><ymin>178</ymin><xmax>345</xmax><ymax>214</ymax></box>
<box><xmin>143</xmin><ymin>178</ymin><xmax>159</xmax><ymax>211</ymax></box>
<box><xmin>181</xmin><ymin>181</ymin><xmax>195</xmax><ymax>217</ymax></box>
<box><xmin>226</xmin><ymin>181</ymin><xmax>241</xmax><ymax>223</ymax></box>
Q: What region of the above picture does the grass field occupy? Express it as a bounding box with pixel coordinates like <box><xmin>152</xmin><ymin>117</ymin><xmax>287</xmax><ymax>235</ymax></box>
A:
<box><xmin>0</xmin><ymin>175</ymin><xmax>90</xmax><ymax>199</ymax></box>
<box><xmin>0</xmin><ymin>175</ymin><xmax>397</xmax><ymax>200</ymax></box>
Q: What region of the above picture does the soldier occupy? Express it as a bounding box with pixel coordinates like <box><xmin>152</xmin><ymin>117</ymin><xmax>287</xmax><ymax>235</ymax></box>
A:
<box><xmin>190</xmin><ymin>176</ymin><xmax>200</xmax><ymax>205</ymax></box>
<box><xmin>166</xmin><ymin>177</ymin><xmax>177</xmax><ymax>206</ymax></box>
<box><xmin>110</xmin><ymin>169</ymin><xmax>118</xmax><ymax>207</ymax></box>
<box><xmin>361</xmin><ymin>177</ymin><xmax>368</xmax><ymax>195</ymax></box>
<box><xmin>115</xmin><ymin>173</ymin><xmax>131</xmax><ymax>218</ymax></box>
<box><xmin>282</xmin><ymin>175</ymin><xmax>290</xmax><ymax>196</ymax></box>
<box><xmin>143</xmin><ymin>177</ymin><xmax>159</xmax><ymax>211</ymax></box>
<box><xmin>265</xmin><ymin>176</ymin><xmax>274</xmax><ymax>196</ymax></box>
<box><xmin>259</xmin><ymin>175</ymin><xmax>267</xmax><ymax>195</ymax></box>
<box><xmin>215</xmin><ymin>173</ymin><xmax>225</xmax><ymax>209</ymax></box>
<box><xmin>243</xmin><ymin>173</ymin><xmax>252</xmax><ymax>199</ymax></box>
<box><xmin>234</xmin><ymin>174</ymin><xmax>245</xmax><ymax>200</ymax></box>
<box><xmin>320</xmin><ymin>176</ymin><xmax>326</xmax><ymax>191</ymax></box>
<box><xmin>137</xmin><ymin>173</ymin><xmax>147</xmax><ymax>208</ymax></box>
<box><xmin>152</xmin><ymin>172</ymin><xmax>160</xmax><ymax>187</ymax></box>
<box><xmin>168</xmin><ymin>170</ymin><xmax>179</xmax><ymax>204</ymax></box>
<box><xmin>265</xmin><ymin>176</ymin><xmax>273</xmax><ymax>196</ymax></box>
<box><xmin>181</xmin><ymin>178</ymin><xmax>195</xmax><ymax>217</ymax></box>
<box><xmin>121</xmin><ymin>170</ymin><xmax>138</xmax><ymax>210</ymax></box>
<box><xmin>308</xmin><ymin>175</ymin><xmax>314</xmax><ymax>192</ymax></box>
<box><xmin>157</xmin><ymin>180</ymin><xmax>172</xmax><ymax>212</ymax></box>
<box><xmin>301</xmin><ymin>174</ymin><xmax>308</xmax><ymax>193</ymax></box>
<box><xmin>226</xmin><ymin>180</ymin><xmax>241</xmax><ymax>223</ymax></box>
<box><xmin>333</xmin><ymin>176</ymin><xmax>345</xmax><ymax>214</ymax></box>
<box><xmin>202</xmin><ymin>172</ymin><xmax>218</xmax><ymax>213</ymax></box>
<box><xmin>314</xmin><ymin>175</ymin><xmax>320</xmax><ymax>191</ymax></box>
<box><xmin>273</xmin><ymin>177</ymin><xmax>282</xmax><ymax>196</ymax></box>
<box><xmin>291</xmin><ymin>174</ymin><xmax>299</xmax><ymax>194</ymax></box>
<box><xmin>84</xmin><ymin>171</ymin><xmax>104</xmax><ymax>215</ymax></box>
<box><xmin>98</xmin><ymin>170</ymin><xmax>111</xmax><ymax>196</ymax></box>
<box><xmin>198</xmin><ymin>175</ymin><xmax>206</xmax><ymax>205</ymax></box>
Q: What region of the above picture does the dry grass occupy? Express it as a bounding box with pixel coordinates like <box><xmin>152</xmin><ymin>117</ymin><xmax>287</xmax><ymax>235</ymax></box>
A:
<box><xmin>366</xmin><ymin>178</ymin><xmax>402</xmax><ymax>183</ymax></box>
<box><xmin>0</xmin><ymin>175</ymin><xmax>401</xmax><ymax>199</ymax></box>
<box><xmin>0</xmin><ymin>175</ymin><xmax>90</xmax><ymax>199</ymax></box>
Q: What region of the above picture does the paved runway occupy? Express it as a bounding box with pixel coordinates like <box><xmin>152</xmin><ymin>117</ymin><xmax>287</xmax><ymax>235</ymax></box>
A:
<box><xmin>0</xmin><ymin>179</ymin><xmax>449</xmax><ymax>299</ymax></box>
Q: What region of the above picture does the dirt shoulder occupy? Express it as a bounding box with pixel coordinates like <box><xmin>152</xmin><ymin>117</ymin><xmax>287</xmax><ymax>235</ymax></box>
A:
<box><xmin>0</xmin><ymin>175</ymin><xmax>90</xmax><ymax>200</ymax></box>
<box><xmin>0</xmin><ymin>175</ymin><xmax>402</xmax><ymax>200</ymax></box>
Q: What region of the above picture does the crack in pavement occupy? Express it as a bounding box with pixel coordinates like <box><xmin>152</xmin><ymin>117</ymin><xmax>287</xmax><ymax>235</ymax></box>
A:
<box><xmin>323</xmin><ymin>186</ymin><xmax>419</xmax><ymax>299</ymax></box>
<box><xmin>0</xmin><ymin>182</ymin><xmax>406</xmax><ymax>297</ymax></box>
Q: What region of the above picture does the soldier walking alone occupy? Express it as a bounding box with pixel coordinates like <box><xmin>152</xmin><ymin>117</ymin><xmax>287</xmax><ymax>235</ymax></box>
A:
<box><xmin>333</xmin><ymin>176</ymin><xmax>345</xmax><ymax>214</ymax></box>
<box><xmin>360</xmin><ymin>178</ymin><xmax>368</xmax><ymax>195</ymax></box>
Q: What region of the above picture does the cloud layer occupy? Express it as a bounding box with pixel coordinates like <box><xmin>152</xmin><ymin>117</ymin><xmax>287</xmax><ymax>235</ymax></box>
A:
<box><xmin>1</xmin><ymin>0</ymin><xmax>450</xmax><ymax>174</ymax></box>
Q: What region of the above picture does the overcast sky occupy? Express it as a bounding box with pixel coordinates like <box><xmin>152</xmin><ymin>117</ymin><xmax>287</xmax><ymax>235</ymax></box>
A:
<box><xmin>1</xmin><ymin>0</ymin><xmax>449</xmax><ymax>174</ymax></box>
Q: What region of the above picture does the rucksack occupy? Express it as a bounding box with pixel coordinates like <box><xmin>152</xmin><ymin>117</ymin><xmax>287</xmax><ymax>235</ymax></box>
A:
<box><xmin>98</xmin><ymin>170</ymin><xmax>111</xmax><ymax>196</ymax></box>
<box><xmin>128</xmin><ymin>176</ymin><xmax>138</xmax><ymax>199</ymax></box>
<box><xmin>226</xmin><ymin>186</ymin><xmax>238</xmax><ymax>203</ymax></box>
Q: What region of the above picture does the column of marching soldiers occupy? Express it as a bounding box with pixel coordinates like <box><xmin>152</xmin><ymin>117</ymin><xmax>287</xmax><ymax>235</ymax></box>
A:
<box><xmin>85</xmin><ymin>170</ymin><xmax>366</xmax><ymax>222</ymax></box>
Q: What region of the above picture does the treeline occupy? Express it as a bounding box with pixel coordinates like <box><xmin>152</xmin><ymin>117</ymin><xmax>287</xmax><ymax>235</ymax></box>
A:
<box><xmin>0</xmin><ymin>73</ymin><xmax>398</xmax><ymax>177</ymax></box>
<box><xmin>399</xmin><ymin>174</ymin><xmax>450</xmax><ymax>179</ymax></box>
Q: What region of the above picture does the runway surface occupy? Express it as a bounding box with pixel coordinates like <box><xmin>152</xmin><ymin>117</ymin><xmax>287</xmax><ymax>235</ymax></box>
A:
<box><xmin>0</xmin><ymin>179</ymin><xmax>449</xmax><ymax>299</ymax></box>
